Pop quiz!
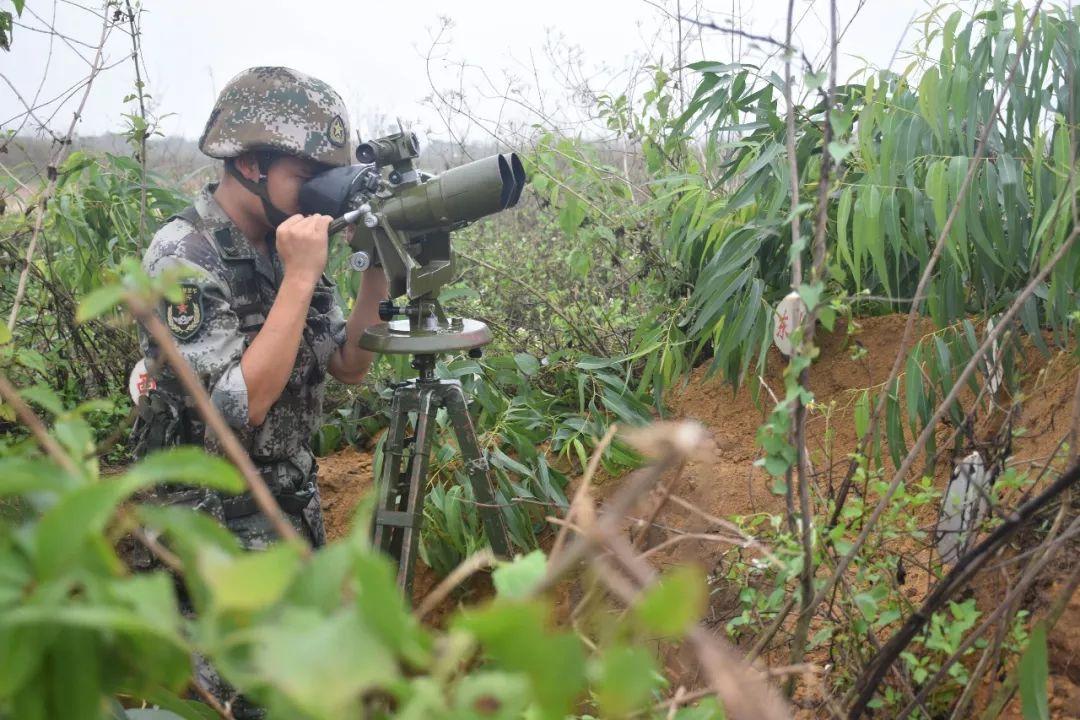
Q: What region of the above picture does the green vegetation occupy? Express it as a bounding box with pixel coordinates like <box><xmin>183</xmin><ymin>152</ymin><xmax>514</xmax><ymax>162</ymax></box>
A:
<box><xmin>2</xmin><ymin>1</ymin><xmax>1079</xmax><ymax>718</ymax></box>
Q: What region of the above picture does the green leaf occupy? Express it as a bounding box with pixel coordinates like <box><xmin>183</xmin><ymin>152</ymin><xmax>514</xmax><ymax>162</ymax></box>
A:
<box><xmin>452</xmin><ymin>671</ymin><xmax>531</xmax><ymax>719</ymax></box>
<box><xmin>904</xmin><ymin>350</ymin><xmax>924</xmax><ymax>428</ymax></box>
<box><xmin>76</xmin><ymin>284</ymin><xmax>125</xmax><ymax>323</ymax></box>
<box><xmin>136</xmin><ymin>505</ymin><xmax>241</xmax><ymax>559</ymax></box>
<box><xmin>34</xmin><ymin>466</ymin><xmax>197</xmax><ymax>578</ymax></box>
<box><xmin>0</xmin><ymin>457</ymin><xmax>71</xmax><ymax>496</ymax></box>
<box><xmin>21</xmin><ymin>385</ymin><xmax>64</xmax><ymax>415</ymax></box>
<box><xmin>493</xmin><ymin>550</ymin><xmax>547</xmax><ymax>600</ymax></box>
<box><xmin>1019</xmin><ymin>621</ymin><xmax>1049</xmax><ymax>720</ymax></box>
<box><xmin>854</xmin><ymin>390</ymin><xmax>870</xmax><ymax>440</ymax></box>
<box><xmin>285</xmin><ymin>541</ymin><xmax>352</xmax><ymax>613</ymax></box>
<box><xmin>455</xmin><ymin>600</ymin><xmax>586</xmax><ymax>720</ymax></box>
<box><xmin>854</xmin><ymin>593</ymin><xmax>878</xmax><ymax>622</ymax></box>
<box><xmin>591</xmin><ymin>644</ymin><xmax>662</xmax><ymax>716</ymax></box>
<box><xmin>513</xmin><ymin>353</ymin><xmax>541</xmax><ymax>377</ymax></box>
<box><xmin>557</xmin><ymin>196</ymin><xmax>586</xmax><ymax>236</ymax></box>
<box><xmin>50</xmin><ymin>629</ymin><xmax>100</xmax><ymax>720</ymax></box>
<box><xmin>197</xmin><ymin>544</ymin><xmax>301</xmax><ymax>613</ymax></box>
<box><xmin>633</xmin><ymin>565</ymin><xmax>706</xmax><ymax>637</ymax></box>
<box><xmin>837</xmin><ymin>185</ymin><xmax>855</xmax><ymax>283</ymax></box>
<box><xmin>1</xmin><ymin>605</ymin><xmax>187</xmax><ymax>653</ymax></box>
<box><xmin>576</xmin><ymin>355</ymin><xmax>619</xmax><ymax>370</ymax></box>
<box><xmin>123</xmin><ymin>448</ymin><xmax>244</xmax><ymax>494</ymax></box>
<box><xmin>885</xmin><ymin>378</ymin><xmax>906</xmax><ymax>470</ymax></box>
<box><xmin>0</xmin><ymin>324</ymin><xmax>10</xmax><ymax>345</ymax></box>
<box><xmin>673</xmin><ymin>697</ymin><xmax>726</xmax><ymax>719</ymax></box>
<box><xmin>352</xmin><ymin>551</ymin><xmax>431</xmax><ymax>667</ymax></box>
<box><xmin>827</xmin><ymin>141</ymin><xmax>855</xmax><ymax>164</ymax></box>
<box><xmin>250</xmin><ymin>607</ymin><xmax>399</xmax><ymax>717</ymax></box>
<box><xmin>16</xmin><ymin>348</ymin><xmax>47</xmax><ymax>375</ymax></box>
<box><xmin>797</xmin><ymin>282</ymin><xmax>823</xmax><ymax>312</ymax></box>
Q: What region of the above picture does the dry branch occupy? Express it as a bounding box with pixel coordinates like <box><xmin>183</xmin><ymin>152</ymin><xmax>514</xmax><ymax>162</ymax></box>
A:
<box><xmin>849</xmin><ymin>459</ymin><xmax>1080</xmax><ymax>718</ymax></box>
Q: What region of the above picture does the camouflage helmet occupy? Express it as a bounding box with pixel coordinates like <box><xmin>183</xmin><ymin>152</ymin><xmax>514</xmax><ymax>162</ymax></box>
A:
<box><xmin>199</xmin><ymin>66</ymin><xmax>351</xmax><ymax>167</ymax></box>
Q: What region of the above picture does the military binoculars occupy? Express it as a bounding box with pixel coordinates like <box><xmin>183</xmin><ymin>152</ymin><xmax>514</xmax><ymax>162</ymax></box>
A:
<box><xmin>300</xmin><ymin>130</ymin><xmax>526</xmax><ymax>245</ymax></box>
<box><xmin>299</xmin><ymin>130</ymin><xmax>526</xmax><ymax>302</ymax></box>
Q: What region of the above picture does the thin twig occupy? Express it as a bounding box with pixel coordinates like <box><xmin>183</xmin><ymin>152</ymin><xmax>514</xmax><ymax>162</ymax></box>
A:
<box><xmin>6</xmin><ymin>8</ymin><xmax>113</xmax><ymax>332</ymax></box>
<box><xmin>0</xmin><ymin>370</ymin><xmax>80</xmax><ymax>476</ymax></box>
<box><xmin>190</xmin><ymin>673</ymin><xmax>237</xmax><ymax>720</ymax></box>
<box><xmin>849</xmin><ymin>459</ymin><xmax>1080</xmax><ymax>717</ymax></box>
<box><xmin>124</xmin><ymin>0</ymin><xmax>149</xmax><ymax>250</ymax></box>
<box><xmin>549</xmin><ymin>424</ymin><xmax>616</xmax><ymax>562</ymax></box>
<box><xmin>415</xmin><ymin>549</ymin><xmax>496</xmax><ymax>619</ymax></box>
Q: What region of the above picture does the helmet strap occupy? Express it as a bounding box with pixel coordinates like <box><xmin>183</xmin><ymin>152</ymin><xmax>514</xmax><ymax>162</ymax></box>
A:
<box><xmin>225</xmin><ymin>151</ymin><xmax>291</xmax><ymax>228</ymax></box>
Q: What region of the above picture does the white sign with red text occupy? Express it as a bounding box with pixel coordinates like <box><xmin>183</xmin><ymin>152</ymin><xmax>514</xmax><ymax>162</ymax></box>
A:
<box><xmin>772</xmin><ymin>291</ymin><xmax>806</xmax><ymax>357</ymax></box>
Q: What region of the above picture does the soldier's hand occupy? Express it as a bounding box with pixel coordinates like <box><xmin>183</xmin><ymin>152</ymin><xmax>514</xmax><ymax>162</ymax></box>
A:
<box><xmin>276</xmin><ymin>213</ymin><xmax>331</xmax><ymax>286</ymax></box>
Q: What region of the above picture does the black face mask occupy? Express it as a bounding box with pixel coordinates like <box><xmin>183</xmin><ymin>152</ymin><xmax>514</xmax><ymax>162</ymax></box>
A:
<box><xmin>225</xmin><ymin>151</ymin><xmax>290</xmax><ymax>228</ymax></box>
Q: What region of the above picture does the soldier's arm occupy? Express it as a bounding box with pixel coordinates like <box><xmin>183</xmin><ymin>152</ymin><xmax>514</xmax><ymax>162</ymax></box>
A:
<box><xmin>243</xmin><ymin>214</ymin><xmax>332</xmax><ymax>425</ymax></box>
<box><xmin>327</xmin><ymin>266</ymin><xmax>388</xmax><ymax>384</ymax></box>
<box><xmin>146</xmin><ymin>215</ymin><xmax>331</xmax><ymax>432</ymax></box>
<box><xmin>240</xmin><ymin>272</ymin><xmax>316</xmax><ymax>425</ymax></box>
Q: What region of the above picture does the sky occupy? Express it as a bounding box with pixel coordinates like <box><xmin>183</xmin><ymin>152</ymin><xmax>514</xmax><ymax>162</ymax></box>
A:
<box><xmin>3</xmin><ymin>0</ymin><xmax>930</xmax><ymax>147</ymax></box>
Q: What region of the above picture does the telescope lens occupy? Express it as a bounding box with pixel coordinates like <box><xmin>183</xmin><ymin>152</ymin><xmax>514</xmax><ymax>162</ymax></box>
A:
<box><xmin>497</xmin><ymin>155</ymin><xmax>513</xmax><ymax>209</ymax></box>
<box><xmin>505</xmin><ymin>153</ymin><xmax>527</xmax><ymax>207</ymax></box>
<box><xmin>356</xmin><ymin>141</ymin><xmax>380</xmax><ymax>165</ymax></box>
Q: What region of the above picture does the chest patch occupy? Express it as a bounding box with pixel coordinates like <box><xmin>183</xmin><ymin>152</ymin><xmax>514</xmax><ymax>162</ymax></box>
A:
<box><xmin>166</xmin><ymin>284</ymin><xmax>204</xmax><ymax>340</ymax></box>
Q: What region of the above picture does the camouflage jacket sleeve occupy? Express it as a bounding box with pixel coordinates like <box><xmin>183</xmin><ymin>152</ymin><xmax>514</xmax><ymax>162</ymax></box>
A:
<box><xmin>323</xmin><ymin>275</ymin><xmax>347</xmax><ymax>349</ymax></box>
<box><xmin>144</xmin><ymin>247</ymin><xmax>252</xmax><ymax>439</ymax></box>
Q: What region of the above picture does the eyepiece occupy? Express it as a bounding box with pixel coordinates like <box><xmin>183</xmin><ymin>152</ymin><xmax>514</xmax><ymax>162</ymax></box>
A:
<box><xmin>356</xmin><ymin>131</ymin><xmax>420</xmax><ymax>166</ymax></box>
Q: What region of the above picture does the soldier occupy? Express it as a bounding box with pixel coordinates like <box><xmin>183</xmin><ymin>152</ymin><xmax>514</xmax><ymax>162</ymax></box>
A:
<box><xmin>131</xmin><ymin>66</ymin><xmax>386</xmax><ymax>714</ymax></box>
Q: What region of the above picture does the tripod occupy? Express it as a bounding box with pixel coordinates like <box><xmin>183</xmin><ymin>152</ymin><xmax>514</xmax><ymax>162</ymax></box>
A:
<box><xmin>361</xmin><ymin>309</ymin><xmax>513</xmax><ymax>594</ymax></box>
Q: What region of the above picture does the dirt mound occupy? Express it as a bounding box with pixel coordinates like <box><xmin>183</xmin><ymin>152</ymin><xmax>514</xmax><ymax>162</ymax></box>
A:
<box><xmin>317</xmin><ymin>445</ymin><xmax>373</xmax><ymax>541</ymax></box>
<box><xmin>661</xmin><ymin>315</ymin><xmax>1079</xmax><ymax>714</ymax></box>
<box><xmin>315</xmin><ymin>314</ymin><xmax>1080</xmax><ymax>711</ymax></box>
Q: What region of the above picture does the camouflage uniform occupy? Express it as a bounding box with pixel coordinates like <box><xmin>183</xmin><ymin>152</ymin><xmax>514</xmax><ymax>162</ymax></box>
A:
<box><xmin>131</xmin><ymin>66</ymin><xmax>356</xmax><ymax>718</ymax></box>
<box><xmin>134</xmin><ymin>65</ymin><xmax>354</xmax><ymax>547</ymax></box>
<box><xmin>134</xmin><ymin>183</ymin><xmax>347</xmax><ymax>548</ymax></box>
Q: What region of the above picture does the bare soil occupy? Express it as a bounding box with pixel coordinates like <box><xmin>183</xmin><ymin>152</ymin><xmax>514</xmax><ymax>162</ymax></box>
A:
<box><xmin>317</xmin><ymin>314</ymin><xmax>1080</xmax><ymax>716</ymax></box>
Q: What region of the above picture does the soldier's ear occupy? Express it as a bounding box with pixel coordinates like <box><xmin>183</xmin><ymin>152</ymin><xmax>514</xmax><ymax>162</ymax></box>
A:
<box><xmin>232</xmin><ymin>152</ymin><xmax>262</xmax><ymax>182</ymax></box>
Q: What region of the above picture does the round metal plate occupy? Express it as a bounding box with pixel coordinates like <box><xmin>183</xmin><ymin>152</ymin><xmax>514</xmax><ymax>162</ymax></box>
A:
<box><xmin>359</xmin><ymin>318</ymin><xmax>492</xmax><ymax>355</ymax></box>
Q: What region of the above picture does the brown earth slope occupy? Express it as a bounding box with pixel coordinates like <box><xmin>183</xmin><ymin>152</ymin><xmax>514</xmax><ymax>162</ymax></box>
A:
<box><xmin>318</xmin><ymin>314</ymin><xmax>1080</xmax><ymax>716</ymax></box>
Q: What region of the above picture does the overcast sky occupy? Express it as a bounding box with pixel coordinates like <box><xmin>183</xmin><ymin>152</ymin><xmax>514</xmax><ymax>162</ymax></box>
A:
<box><xmin>4</xmin><ymin>0</ymin><xmax>932</xmax><ymax>146</ymax></box>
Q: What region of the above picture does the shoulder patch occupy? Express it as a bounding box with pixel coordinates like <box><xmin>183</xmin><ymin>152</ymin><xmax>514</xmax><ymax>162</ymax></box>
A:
<box><xmin>166</xmin><ymin>285</ymin><xmax>204</xmax><ymax>340</ymax></box>
<box><xmin>327</xmin><ymin>115</ymin><xmax>347</xmax><ymax>147</ymax></box>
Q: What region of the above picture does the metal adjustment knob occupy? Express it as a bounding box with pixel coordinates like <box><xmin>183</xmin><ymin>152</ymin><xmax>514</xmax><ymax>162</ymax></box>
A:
<box><xmin>348</xmin><ymin>251</ymin><xmax>370</xmax><ymax>272</ymax></box>
<box><xmin>378</xmin><ymin>299</ymin><xmax>403</xmax><ymax>322</ymax></box>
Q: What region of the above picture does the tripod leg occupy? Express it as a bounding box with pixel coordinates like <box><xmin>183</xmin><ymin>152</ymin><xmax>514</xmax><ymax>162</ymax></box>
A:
<box><xmin>444</xmin><ymin>383</ymin><xmax>513</xmax><ymax>559</ymax></box>
<box><xmin>372</xmin><ymin>389</ymin><xmax>409</xmax><ymax>556</ymax></box>
<box><xmin>394</xmin><ymin>387</ymin><xmax>437</xmax><ymax>593</ymax></box>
